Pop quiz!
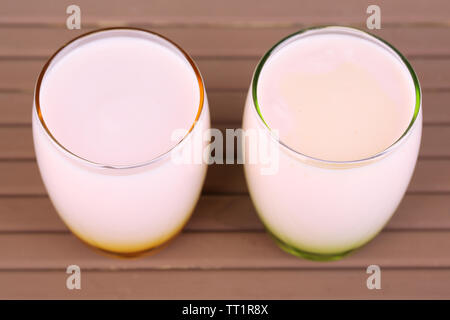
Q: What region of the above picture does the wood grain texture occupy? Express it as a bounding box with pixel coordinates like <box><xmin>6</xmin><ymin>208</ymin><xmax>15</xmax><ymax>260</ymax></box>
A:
<box><xmin>1</xmin><ymin>269</ymin><xmax>449</xmax><ymax>299</ymax></box>
<box><xmin>1</xmin><ymin>0</ymin><xmax>449</xmax><ymax>25</ymax></box>
<box><xmin>0</xmin><ymin>194</ymin><xmax>449</xmax><ymax>233</ymax></box>
<box><xmin>0</xmin><ymin>0</ymin><xmax>449</xmax><ymax>300</ymax></box>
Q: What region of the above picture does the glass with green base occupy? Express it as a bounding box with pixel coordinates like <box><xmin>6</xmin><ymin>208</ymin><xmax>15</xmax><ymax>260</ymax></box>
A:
<box><xmin>242</xmin><ymin>26</ymin><xmax>422</xmax><ymax>261</ymax></box>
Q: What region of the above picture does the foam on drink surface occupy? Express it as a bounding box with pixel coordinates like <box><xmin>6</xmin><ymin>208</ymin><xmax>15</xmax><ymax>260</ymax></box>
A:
<box><xmin>39</xmin><ymin>35</ymin><xmax>200</xmax><ymax>166</ymax></box>
<box><xmin>257</xmin><ymin>33</ymin><xmax>416</xmax><ymax>161</ymax></box>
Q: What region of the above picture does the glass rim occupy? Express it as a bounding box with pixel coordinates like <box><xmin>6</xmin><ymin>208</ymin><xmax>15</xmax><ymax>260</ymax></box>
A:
<box><xmin>251</xmin><ymin>25</ymin><xmax>422</xmax><ymax>167</ymax></box>
<box><xmin>33</xmin><ymin>27</ymin><xmax>206</xmax><ymax>170</ymax></box>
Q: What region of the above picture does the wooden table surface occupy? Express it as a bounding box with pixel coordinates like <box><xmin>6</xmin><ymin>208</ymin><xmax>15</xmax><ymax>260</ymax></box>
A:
<box><xmin>0</xmin><ymin>0</ymin><xmax>449</xmax><ymax>299</ymax></box>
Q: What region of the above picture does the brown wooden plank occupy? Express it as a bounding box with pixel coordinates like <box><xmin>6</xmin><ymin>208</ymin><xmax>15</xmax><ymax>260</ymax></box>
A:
<box><xmin>1</xmin><ymin>26</ymin><xmax>449</xmax><ymax>58</ymax></box>
<box><xmin>0</xmin><ymin>231</ymin><xmax>448</xmax><ymax>269</ymax></box>
<box><xmin>389</xmin><ymin>194</ymin><xmax>450</xmax><ymax>230</ymax></box>
<box><xmin>0</xmin><ymin>269</ymin><xmax>449</xmax><ymax>299</ymax></box>
<box><xmin>0</xmin><ymin>92</ymin><xmax>32</xmax><ymax>124</ymax></box>
<box><xmin>0</xmin><ymin>127</ymin><xmax>33</xmax><ymax>159</ymax></box>
<box><xmin>410</xmin><ymin>160</ymin><xmax>450</xmax><ymax>193</ymax></box>
<box><xmin>0</xmin><ymin>58</ymin><xmax>449</xmax><ymax>92</ymax></box>
<box><xmin>1</xmin><ymin>90</ymin><xmax>449</xmax><ymax>125</ymax></box>
<box><xmin>421</xmin><ymin>125</ymin><xmax>450</xmax><ymax>157</ymax></box>
<box><xmin>0</xmin><ymin>159</ymin><xmax>448</xmax><ymax>195</ymax></box>
<box><xmin>423</xmin><ymin>91</ymin><xmax>450</xmax><ymax>124</ymax></box>
<box><xmin>1</xmin><ymin>0</ymin><xmax>449</xmax><ymax>25</ymax></box>
<box><xmin>0</xmin><ymin>194</ymin><xmax>449</xmax><ymax>232</ymax></box>
<box><xmin>208</xmin><ymin>91</ymin><xmax>247</xmax><ymax>124</ymax></box>
<box><xmin>0</xmin><ymin>125</ymin><xmax>448</xmax><ymax>160</ymax></box>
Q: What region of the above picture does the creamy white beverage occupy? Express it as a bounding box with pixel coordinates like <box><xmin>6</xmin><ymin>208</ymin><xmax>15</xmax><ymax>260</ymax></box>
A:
<box><xmin>33</xmin><ymin>29</ymin><xmax>210</xmax><ymax>256</ymax></box>
<box><xmin>243</xmin><ymin>26</ymin><xmax>422</xmax><ymax>260</ymax></box>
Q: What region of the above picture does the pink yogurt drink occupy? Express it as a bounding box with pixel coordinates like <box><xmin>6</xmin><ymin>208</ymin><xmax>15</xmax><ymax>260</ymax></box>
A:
<box><xmin>33</xmin><ymin>28</ymin><xmax>210</xmax><ymax>256</ymax></box>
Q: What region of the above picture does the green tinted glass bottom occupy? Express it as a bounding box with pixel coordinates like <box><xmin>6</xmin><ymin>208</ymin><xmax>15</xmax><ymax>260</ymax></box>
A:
<box><xmin>269</xmin><ymin>231</ymin><xmax>355</xmax><ymax>262</ymax></box>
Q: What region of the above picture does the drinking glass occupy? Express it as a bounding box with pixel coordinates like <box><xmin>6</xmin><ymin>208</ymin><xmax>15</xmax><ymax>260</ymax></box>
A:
<box><xmin>242</xmin><ymin>26</ymin><xmax>422</xmax><ymax>261</ymax></box>
<box><xmin>32</xmin><ymin>28</ymin><xmax>210</xmax><ymax>257</ymax></box>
